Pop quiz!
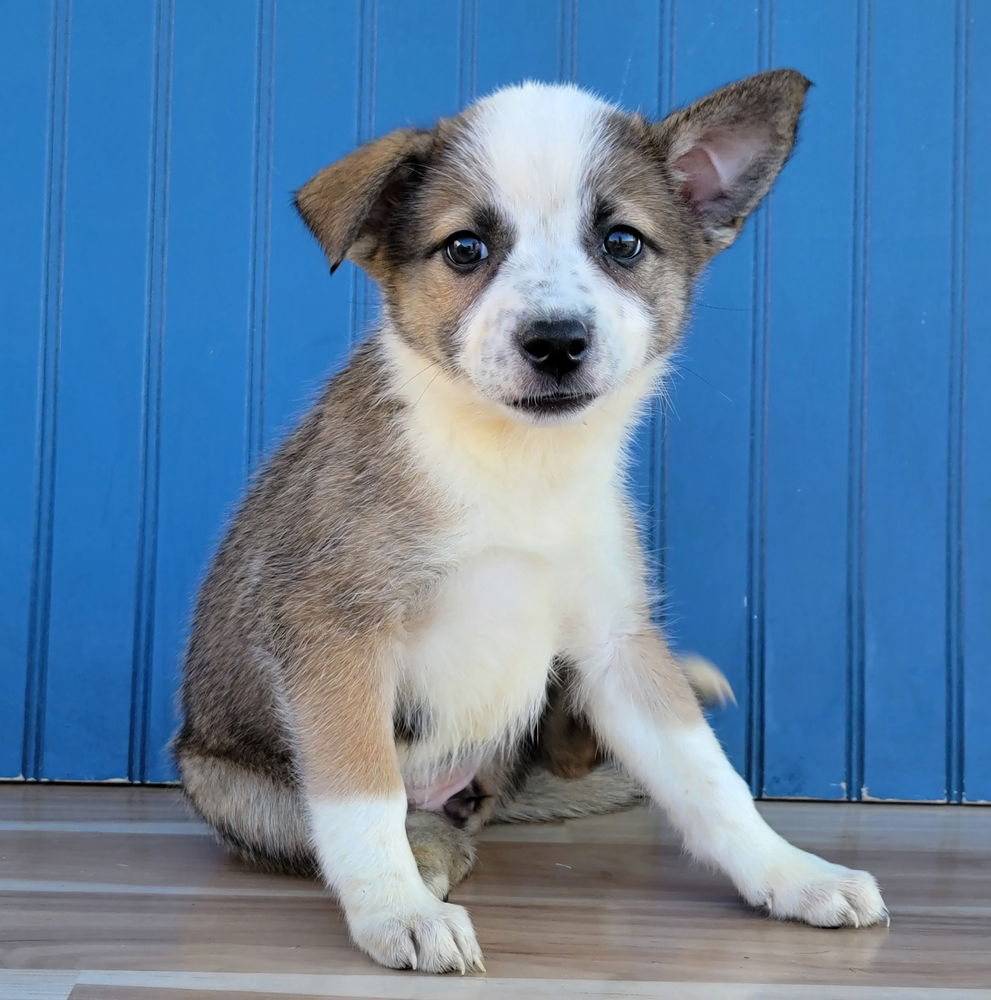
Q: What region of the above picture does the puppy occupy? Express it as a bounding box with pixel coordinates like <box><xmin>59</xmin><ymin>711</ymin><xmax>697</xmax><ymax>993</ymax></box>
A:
<box><xmin>175</xmin><ymin>70</ymin><xmax>887</xmax><ymax>974</ymax></box>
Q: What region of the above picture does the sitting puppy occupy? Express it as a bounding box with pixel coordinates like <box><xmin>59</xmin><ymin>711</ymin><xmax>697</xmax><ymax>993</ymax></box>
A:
<box><xmin>175</xmin><ymin>70</ymin><xmax>887</xmax><ymax>974</ymax></box>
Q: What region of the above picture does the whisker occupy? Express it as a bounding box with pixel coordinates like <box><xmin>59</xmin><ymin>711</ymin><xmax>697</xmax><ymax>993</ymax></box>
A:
<box><xmin>694</xmin><ymin>301</ymin><xmax>749</xmax><ymax>313</ymax></box>
<box><xmin>412</xmin><ymin>368</ymin><xmax>443</xmax><ymax>408</ymax></box>
<box><xmin>394</xmin><ymin>360</ymin><xmax>440</xmax><ymax>396</ymax></box>
<box><xmin>675</xmin><ymin>364</ymin><xmax>735</xmax><ymax>403</ymax></box>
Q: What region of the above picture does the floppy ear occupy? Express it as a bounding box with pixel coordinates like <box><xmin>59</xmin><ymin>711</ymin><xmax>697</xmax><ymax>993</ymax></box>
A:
<box><xmin>655</xmin><ymin>69</ymin><xmax>811</xmax><ymax>253</ymax></box>
<box><xmin>295</xmin><ymin>127</ymin><xmax>435</xmax><ymax>275</ymax></box>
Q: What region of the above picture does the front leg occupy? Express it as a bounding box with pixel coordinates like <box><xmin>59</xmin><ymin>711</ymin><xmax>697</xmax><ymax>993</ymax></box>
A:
<box><xmin>575</xmin><ymin>630</ymin><xmax>888</xmax><ymax>927</ymax></box>
<box><xmin>286</xmin><ymin>628</ymin><xmax>484</xmax><ymax>973</ymax></box>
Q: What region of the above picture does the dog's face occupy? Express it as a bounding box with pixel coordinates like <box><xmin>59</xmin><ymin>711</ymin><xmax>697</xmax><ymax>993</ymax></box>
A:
<box><xmin>297</xmin><ymin>71</ymin><xmax>809</xmax><ymax>423</ymax></box>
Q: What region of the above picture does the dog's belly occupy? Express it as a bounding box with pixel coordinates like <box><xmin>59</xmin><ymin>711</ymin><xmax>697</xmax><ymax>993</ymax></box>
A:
<box><xmin>396</xmin><ymin>548</ymin><xmax>560</xmax><ymax>799</ymax></box>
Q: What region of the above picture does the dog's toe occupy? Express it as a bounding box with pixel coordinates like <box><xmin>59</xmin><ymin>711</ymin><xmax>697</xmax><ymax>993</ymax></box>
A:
<box><xmin>748</xmin><ymin>847</ymin><xmax>887</xmax><ymax>928</ymax></box>
<box><xmin>349</xmin><ymin>898</ymin><xmax>484</xmax><ymax>974</ymax></box>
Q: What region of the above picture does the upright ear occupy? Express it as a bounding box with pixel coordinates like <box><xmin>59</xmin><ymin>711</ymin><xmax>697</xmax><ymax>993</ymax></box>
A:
<box><xmin>655</xmin><ymin>69</ymin><xmax>811</xmax><ymax>253</ymax></box>
<box><xmin>295</xmin><ymin>127</ymin><xmax>435</xmax><ymax>275</ymax></box>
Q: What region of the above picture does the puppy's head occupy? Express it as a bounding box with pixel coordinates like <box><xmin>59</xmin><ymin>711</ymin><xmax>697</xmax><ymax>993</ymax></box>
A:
<box><xmin>297</xmin><ymin>70</ymin><xmax>810</xmax><ymax>423</ymax></box>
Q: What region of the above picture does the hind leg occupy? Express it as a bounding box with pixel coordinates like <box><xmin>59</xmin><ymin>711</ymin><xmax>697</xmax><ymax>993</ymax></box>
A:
<box><xmin>177</xmin><ymin>749</ymin><xmax>317</xmax><ymax>874</ymax></box>
<box><xmin>181</xmin><ymin>750</ymin><xmax>479</xmax><ymax>894</ymax></box>
<box><xmin>180</xmin><ymin>747</ymin><xmax>479</xmax><ymax>896</ymax></box>
<box><xmin>406</xmin><ymin>811</ymin><xmax>477</xmax><ymax>901</ymax></box>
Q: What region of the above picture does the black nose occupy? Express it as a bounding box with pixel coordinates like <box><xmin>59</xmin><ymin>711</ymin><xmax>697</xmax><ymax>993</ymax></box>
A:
<box><xmin>518</xmin><ymin>318</ymin><xmax>589</xmax><ymax>378</ymax></box>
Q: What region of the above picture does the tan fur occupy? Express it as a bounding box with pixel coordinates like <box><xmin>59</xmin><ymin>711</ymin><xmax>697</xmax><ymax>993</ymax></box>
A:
<box><xmin>406</xmin><ymin>811</ymin><xmax>477</xmax><ymax>901</ymax></box>
<box><xmin>588</xmin><ymin>631</ymin><xmax>703</xmax><ymax>728</ymax></box>
<box><xmin>173</xmin><ymin>72</ymin><xmax>843</xmax><ymax>973</ymax></box>
<box><xmin>296</xmin><ymin>128</ymin><xmax>435</xmax><ymax>275</ymax></box>
<box><xmin>285</xmin><ymin>629</ymin><xmax>402</xmax><ymax>799</ymax></box>
<box><xmin>653</xmin><ymin>69</ymin><xmax>811</xmax><ymax>252</ymax></box>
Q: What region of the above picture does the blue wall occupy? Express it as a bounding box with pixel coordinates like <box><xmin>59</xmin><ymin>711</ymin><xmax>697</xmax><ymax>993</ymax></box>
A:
<box><xmin>1</xmin><ymin>0</ymin><xmax>987</xmax><ymax>802</ymax></box>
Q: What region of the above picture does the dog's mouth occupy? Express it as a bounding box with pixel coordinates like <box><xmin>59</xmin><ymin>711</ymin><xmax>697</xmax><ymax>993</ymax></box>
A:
<box><xmin>506</xmin><ymin>392</ymin><xmax>597</xmax><ymax>416</ymax></box>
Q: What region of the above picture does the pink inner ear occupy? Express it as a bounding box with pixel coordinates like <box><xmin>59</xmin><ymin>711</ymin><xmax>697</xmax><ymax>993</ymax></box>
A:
<box><xmin>675</xmin><ymin>128</ymin><xmax>766</xmax><ymax>210</ymax></box>
<box><xmin>675</xmin><ymin>144</ymin><xmax>724</xmax><ymax>207</ymax></box>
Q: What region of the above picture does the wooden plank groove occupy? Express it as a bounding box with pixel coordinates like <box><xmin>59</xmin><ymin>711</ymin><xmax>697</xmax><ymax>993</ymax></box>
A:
<box><xmin>0</xmin><ymin>789</ymin><xmax>988</xmax><ymax>995</ymax></box>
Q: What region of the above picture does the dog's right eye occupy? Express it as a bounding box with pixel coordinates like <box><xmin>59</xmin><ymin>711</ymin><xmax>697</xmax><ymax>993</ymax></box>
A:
<box><xmin>602</xmin><ymin>226</ymin><xmax>643</xmax><ymax>261</ymax></box>
<box><xmin>444</xmin><ymin>231</ymin><xmax>489</xmax><ymax>270</ymax></box>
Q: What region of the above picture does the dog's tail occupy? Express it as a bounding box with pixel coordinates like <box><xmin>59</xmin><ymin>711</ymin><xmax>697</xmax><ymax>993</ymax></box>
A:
<box><xmin>489</xmin><ymin>762</ymin><xmax>644</xmax><ymax>825</ymax></box>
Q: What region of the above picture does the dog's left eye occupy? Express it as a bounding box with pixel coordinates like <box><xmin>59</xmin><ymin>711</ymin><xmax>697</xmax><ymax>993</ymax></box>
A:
<box><xmin>444</xmin><ymin>231</ymin><xmax>489</xmax><ymax>270</ymax></box>
<box><xmin>602</xmin><ymin>226</ymin><xmax>643</xmax><ymax>261</ymax></box>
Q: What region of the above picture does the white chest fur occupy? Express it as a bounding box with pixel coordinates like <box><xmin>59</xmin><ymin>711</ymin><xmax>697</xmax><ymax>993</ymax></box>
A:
<box><xmin>396</xmin><ymin>534</ymin><xmax>640</xmax><ymax>804</ymax></box>
<box><xmin>385</xmin><ymin>331</ymin><xmax>649</xmax><ymax>796</ymax></box>
<box><xmin>398</xmin><ymin>547</ymin><xmax>560</xmax><ymax>756</ymax></box>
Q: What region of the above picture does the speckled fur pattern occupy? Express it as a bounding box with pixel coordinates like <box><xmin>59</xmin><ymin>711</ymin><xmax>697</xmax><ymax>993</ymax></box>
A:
<box><xmin>176</xmin><ymin>71</ymin><xmax>887</xmax><ymax>974</ymax></box>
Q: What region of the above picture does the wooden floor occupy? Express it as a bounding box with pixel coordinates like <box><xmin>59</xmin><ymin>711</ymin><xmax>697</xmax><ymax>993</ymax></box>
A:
<box><xmin>0</xmin><ymin>787</ymin><xmax>988</xmax><ymax>999</ymax></box>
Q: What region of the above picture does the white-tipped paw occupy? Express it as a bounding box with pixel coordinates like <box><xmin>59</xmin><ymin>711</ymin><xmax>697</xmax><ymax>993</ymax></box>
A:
<box><xmin>348</xmin><ymin>897</ymin><xmax>485</xmax><ymax>974</ymax></box>
<box><xmin>751</xmin><ymin>848</ymin><xmax>888</xmax><ymax>928</ymax></box>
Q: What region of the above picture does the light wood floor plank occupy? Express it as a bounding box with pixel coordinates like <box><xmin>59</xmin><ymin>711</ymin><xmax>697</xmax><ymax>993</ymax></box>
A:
<box><xmin>1</xmin><ymin>787</ymin><xmax>988</xmax><ymax>995</ymax></box>
<box><xmin>0</xmin><ymin>970</ymin><xmax>77</xmax><ymax>1000</ymax></box>
<box><xmin>66</xmin><ymin>971</ymin><xmax>991</xmax><ymax>999</ymax></box>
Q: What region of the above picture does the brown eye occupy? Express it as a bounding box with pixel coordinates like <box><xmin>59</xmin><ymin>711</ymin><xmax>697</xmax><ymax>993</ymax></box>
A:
<box><xmin>603</xmin><ymin>226</ymin><xmax>643</xmax><ymax>261</ymax></box>
<box><xmin>444</xmin><ymin>231</ymin><xmax>489</xmax><ymax>270</ymax></box>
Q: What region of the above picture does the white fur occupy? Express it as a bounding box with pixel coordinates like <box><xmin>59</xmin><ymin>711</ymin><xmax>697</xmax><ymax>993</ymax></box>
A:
<box><xmin>450</xmin><ymin>84</ymin><xmax>656</xmax><ymax>409</ymax></box>
<box><xmin>386</xmin><ymin>326</ymin><xmax>885</xmax><ymax>931</ymax></box>
<box><xmin>324</xmin><ymin>82</ymin><xmax>885</xmax><ymax>972</ymax></box>
<box><xmin>308</xmin><ymin>793</ymin><xmax>483</xmax><ymax>972</ymax></box>
<box><xmin>577</xmin><ymin>642</ymin><xmax>888</xmax><ymax>928</ymax></box>
<box><xmin>384</xmin><ymin>327</ymin><xmax>655</xmax><ymax>812</ymax></box>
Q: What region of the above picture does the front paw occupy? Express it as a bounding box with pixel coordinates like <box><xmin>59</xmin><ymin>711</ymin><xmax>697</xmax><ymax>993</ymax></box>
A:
<box><xmin>347</xmin><ymin>895</ymin><xmax>485</xmax><ymax>974</ymax></box>
<box><xmin>747</xmin><ymin>847</ymin><xmax>888</xmax><ymax>928</ymax></box>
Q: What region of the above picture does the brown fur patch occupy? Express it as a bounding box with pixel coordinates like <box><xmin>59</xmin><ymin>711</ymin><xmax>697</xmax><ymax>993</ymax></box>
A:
<box><xmin>295</xmin><ymin>128</ymin><xmax>435</xmax><ymax>274</ymax></box>
<box><xmin>614</xmin><ymin>631</ymin><xmax>703</xmax><ymax>728</ymax></box>
<box><xmin>536</xmin><ymin>663</ymin><xmax>602</xmax><ymax>780</ymax></box>
<box><xmin>376</xmin><ymin>118</ymin><xmax>516</xmax><ymax>371</ymax></box>
<box><xmin>177</xmin><ymin>72</ymin><xmax>809</xmax><ymax>875</ymax></box>
<box><xmin>175</xmin><ymin>338</ymin><xmax>453</xmax><ymax>809</ymax></box>
<box><xmin>282</xmin><ymin>626</ymin><xmax>401</xmax><ymax>799</ymax></box>
<box><xmin>538</xmin><ymin>654</ymin><xmax>737</xmax><ymax>780</ymax></box>
<box><xmin>652</xmin><ymin>68</ymin><xmax>811</xmax><ymax>252</ymax></box>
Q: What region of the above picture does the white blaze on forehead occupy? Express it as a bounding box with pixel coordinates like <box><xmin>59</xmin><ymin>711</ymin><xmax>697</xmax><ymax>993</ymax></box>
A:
<box><xmin>463</xmin><ymin>82</ymin><xmax>616</xmax><ymax>220</ymax></box>
<box><xmin>443</xmin><ymin>82</ymin><xmax>657</xmax><ymax>415</ymax></box>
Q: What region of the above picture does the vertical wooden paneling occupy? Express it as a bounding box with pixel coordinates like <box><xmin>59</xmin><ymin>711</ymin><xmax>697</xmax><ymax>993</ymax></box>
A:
<box><xmin>575</xmin><ymin>0</ymin><xmax>663</xmax><ymax>110</ymax></box>
<box><xmin>143</xmin><ymin>0</ymin><xmax>260</xmax><ymax>781</ymax></box>
<box><xmin>129</xmin><ymin>0</ymin><xmax>173</xmax><ymax>782</ymax></box>
<box><xmin>262</xmin><ymin>0</ymin><xmax>360</xmax><ymax>455</ymax></box>
<box><xmin>663</xmin><ymin>0</ymin><xmax>762</xmax><ymax>783</ymax></box>
<box><xmin>945</xmin><ymin>0</ymin><xmax>967</xmax><ymax>807</ymax></box>
<box><xmin>474</xmin><ymin>0</ymin><xmax>562</xmax><ymax>94</ymax></box>
<box><xmin>962</xmin><ymin>0</ymin><xmax>990</xmax><ymax>804</ymax></box>
<box><xmin>761</xmin><ymin>2</ymin><xmax>860</xmax><ymax>799</ymax></box>
<box><xmin>0</xmin><ymin>1</ymin><xmax>987</xmax><ymax>798</ymax></box>
<box><xmin>245</xmin><ymin>0</ymin><xmax>276</xmax><ymax>473</ymax></box>
<box><xmin>0</xmin><ymin>0</ymin><xmax>59</xmax><ymax>777</ymax></box>
<box><xmin>373</xmin><ymin>0</ymin><xmax>462</xmax><ymax>128</ymax></box>
<box><xmin>40</xmin><ymin>0</ymin><xmax>156</xmax><ymax>779</ymax></box>
<box><xmin>862</xmin><ymin>0</ymin><xmax>956</xmax><ymax>801</ymax></box>
<box><xmin>371</xmin><ymin>0</ymin><xmax>462</xmax><ymax>341</ymax></box>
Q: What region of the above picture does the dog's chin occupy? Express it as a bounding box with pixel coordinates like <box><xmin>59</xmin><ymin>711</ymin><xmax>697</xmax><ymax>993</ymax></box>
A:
<box><xmin>501</xmin><ymin>391</ymin><xmax>599</xmax><ymax>424</ymax></box>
